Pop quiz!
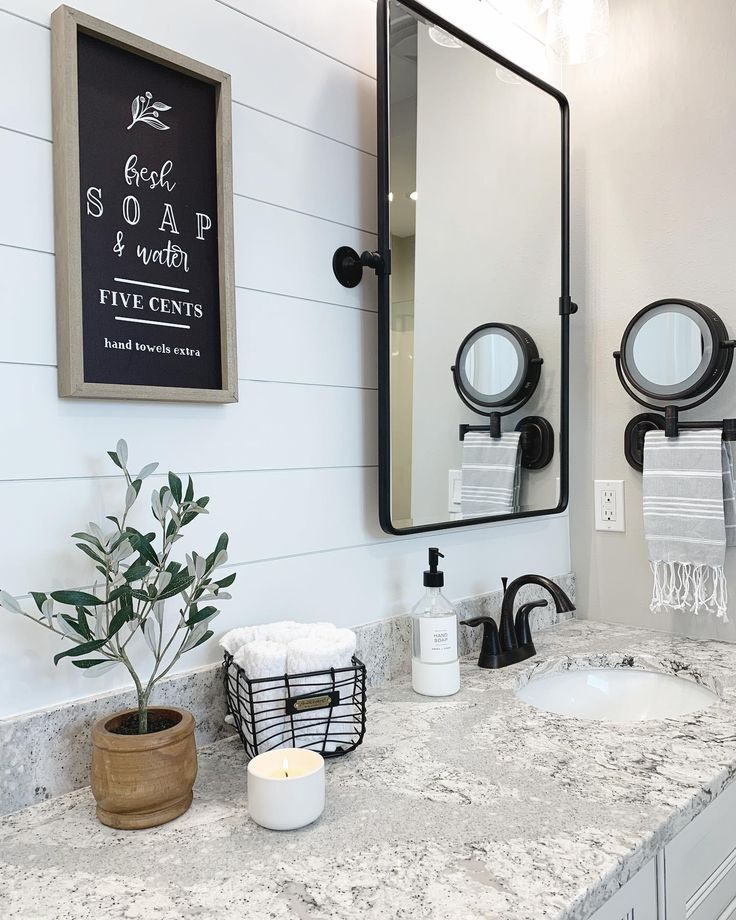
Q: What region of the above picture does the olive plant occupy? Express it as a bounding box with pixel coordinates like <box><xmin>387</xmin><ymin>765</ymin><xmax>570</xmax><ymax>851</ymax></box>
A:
<box><xmin>0</xmin><ymin>440</ymin><xmax>235</xmax><ymax>733</ymax></box>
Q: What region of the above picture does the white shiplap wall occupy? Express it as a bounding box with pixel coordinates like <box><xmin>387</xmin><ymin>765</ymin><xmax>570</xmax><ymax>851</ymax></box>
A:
<box><xmin>0</xmin><ymin>0</ymin><xmax>569</xmax><ymax>718</ymax></box>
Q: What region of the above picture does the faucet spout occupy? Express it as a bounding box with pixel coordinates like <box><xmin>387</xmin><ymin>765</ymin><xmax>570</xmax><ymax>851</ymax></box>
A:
<box><xmin>497</xmin><ymin>574</ymin><xmax>575</xmax><ymax>665</ymax></box>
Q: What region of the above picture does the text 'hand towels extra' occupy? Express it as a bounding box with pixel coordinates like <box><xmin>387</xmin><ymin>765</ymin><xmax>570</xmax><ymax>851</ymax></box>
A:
<box><xmin>643</xmin><ymin>429</ymin><xmax>731</xmax><ymax>619</ymax></box>
<box><xmin>460</xmin><ymin>430</ymin><xmax>521</xmax><ymax>517</ymax></box>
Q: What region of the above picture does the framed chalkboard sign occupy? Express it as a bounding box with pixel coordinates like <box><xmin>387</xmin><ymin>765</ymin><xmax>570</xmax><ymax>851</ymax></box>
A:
<box><xmin>51</xmin><ymin>6</ymin><xmax>237</xmax><ymax>402</ymax></box>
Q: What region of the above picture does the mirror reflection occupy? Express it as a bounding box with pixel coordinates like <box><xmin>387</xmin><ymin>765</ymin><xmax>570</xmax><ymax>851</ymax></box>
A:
<box><xmin>462</xmin><ymin>329</ymin><xmax>521</xmax><ymax>403</ymax></box>
<box><xmin>631</xmin><ymin>308</ymin><xmax>705</xmax><ymax>388</ymax></box>
<box><xmin>387</xmin><ymin>0</ymin><xmax>564</xmax><ymax>530</ymax></box>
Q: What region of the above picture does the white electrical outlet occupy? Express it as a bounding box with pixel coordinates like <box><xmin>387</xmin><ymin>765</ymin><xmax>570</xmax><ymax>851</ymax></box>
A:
<box><xmin>594</xmin><ymin>480</ymin><xmax>625</xmax><ymax>532</ymax></box>
<box><xmin>448</xmin><ymin>470</ymin><xmax>462</xmax><ymax>513</ymax></box>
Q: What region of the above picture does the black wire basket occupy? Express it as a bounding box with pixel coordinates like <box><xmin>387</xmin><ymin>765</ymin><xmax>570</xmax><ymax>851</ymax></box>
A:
<box><xmin>223</xmin><ymin>652</ymin><xmax>367</xmax><ymax>759</ymax></box>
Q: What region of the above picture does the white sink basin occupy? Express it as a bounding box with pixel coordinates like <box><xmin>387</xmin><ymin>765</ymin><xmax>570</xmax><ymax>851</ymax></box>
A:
<box><xmin>515</xmin><ymin>667</ymin><xmax>718</xmax><ymax>721</ymax></box>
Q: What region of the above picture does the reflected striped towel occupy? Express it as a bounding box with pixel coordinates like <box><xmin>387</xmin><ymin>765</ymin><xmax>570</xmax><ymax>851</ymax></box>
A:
<box><xmin>643</xmin><ymin>429</ymin><xmax>730</xmax><ymax>620</ymax></box>
<box><xmin>461</xmin><ymin>431</ymin><xmax>521</xmax><ymax>518</ymax></box>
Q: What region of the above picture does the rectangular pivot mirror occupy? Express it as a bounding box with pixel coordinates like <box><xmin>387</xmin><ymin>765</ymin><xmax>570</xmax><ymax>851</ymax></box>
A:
<box><xmin>377</xmin><ymin>0</ymin><xmax>571</xmax><ymax>535</ymax></box>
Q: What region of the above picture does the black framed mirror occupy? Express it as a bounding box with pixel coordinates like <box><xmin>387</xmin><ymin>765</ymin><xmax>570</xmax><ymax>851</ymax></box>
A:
<box><xmin>333</xmin><ymin>0</ymin><xmax>575</xmax><ymax>534</ymax></box>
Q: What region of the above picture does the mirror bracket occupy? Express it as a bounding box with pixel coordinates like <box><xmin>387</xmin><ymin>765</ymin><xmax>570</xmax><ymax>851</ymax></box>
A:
<box><xmin>332</xmin><ymin>246</ymin><xmax>388</xmax><ymax>288</ymax></box>
<box><xmin>559</xmin><ymin>295</ymin><xmax>578</xmax><ymax>316</ymax></box>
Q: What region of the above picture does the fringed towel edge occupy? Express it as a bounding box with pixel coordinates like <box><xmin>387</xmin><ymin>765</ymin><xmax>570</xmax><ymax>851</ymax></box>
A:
<box><xmin>650</xmin><ymin>560</ymin><xmax>728</xmax><ymax>622</ymax></box>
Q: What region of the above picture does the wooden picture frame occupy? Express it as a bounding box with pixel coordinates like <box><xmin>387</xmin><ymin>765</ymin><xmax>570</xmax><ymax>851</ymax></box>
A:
<box><xmin>51</xmin><ymin>5</ymin><xmax>237</xmax><ymax>402</ymax></box>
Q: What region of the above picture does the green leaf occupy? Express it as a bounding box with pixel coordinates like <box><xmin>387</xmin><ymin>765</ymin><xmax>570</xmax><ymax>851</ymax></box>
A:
<box><xmin>107</xmin><ymin>451</ymin><xmax>122</xmax><ymax>469</ymax></box>
<box><xmin>76</xmin><ymin>543</ymin><xmax>104</xmax><ymax>564</ymax></box>
<box><xmin>127</xmin><ymin>532</ymin><xmax>159</xmax><ymax>566</ymax></box>
<box><xmin>72</xmin><ymin>532</ymin><xmax>105</xmax><ymax>551</ymax></box>
<box><xmin>131</xmin><ymin>478</ymin><xmax>142</xmax><ymax>497</ymax></box>
<box><xmin>30</xmin><ymin>591</ymin><xmax>47</xmax><ymax>613</ymax></box>
<box><xmin>59</xmin><ymin>615</ymin><xmax>88</xmax><ymax>639</ymax></box>
<box><xmin>168</xmin><ymin>471</ymin><xmax>183</xmax><ymax>503</ymax></box>
<box><xmin>123</xmin><ymin>560</ymin><xmax>151</xmax><ymax>584</ymax></box>
<box><xmin>54</xmin><ymin>638</ymin><xmax>108</xmax><ymax>666</ymax></box>
<box><xmin>74</xmin><ymin>607</ymin><xmax>93</xmax><ymax>640</ymax></box>
<box><xmin>129</xmin><ymin>588</ymin><xmax>153</xmax><ymax>602</ymax></box>
<box><xmin>214</xmin><ymin>533</ymin><xmax>229</xmax><ymax>556</ymax></box>
<box><xmin>156</xmin><ymin>572</ymin><xmax>194</xmax><ymax>601</ymax></box>
<box><xmin>215</xmin><ymin>572</ymin><xmax>237</xmax><ymax>589</ymax></box>
<box><xmin>107</xmin><ymin>607</ymin><xmax>131</xmax><ymax>638</ymax></box>
<box><xmin>184</xmin><ymin>475</ymin><xmax>194</xmax><ymax>503</ymax></box>
<box><xmin>51</xmin><ymin>590</ymin><xmax>106</xmax><ymax>607</ymax></box>
<box><xmin>186</xmin><ymin>605</ymin><xmax>217</xmax><ymax>626</ymax></box>
<box><xmin>190</xmin><ymin>629</ymin><xmax>213</xmax><ymax>651</ymax></box>
<box><xmin>106</xmin><ymin>515</ymin><xmax>121</xmax><ymax>529</ymax></box>
<box><xmin>71</xmin><ymin>658</ymin><xmax>111</xmax><ymax>669</ymax></box>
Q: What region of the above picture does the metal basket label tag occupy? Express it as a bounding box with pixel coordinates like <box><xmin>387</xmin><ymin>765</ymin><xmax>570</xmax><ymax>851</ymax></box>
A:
<box><xmin>286</xmin><ymin>690</ymin><xmax>340</xmax><ymax>715</ymax></box>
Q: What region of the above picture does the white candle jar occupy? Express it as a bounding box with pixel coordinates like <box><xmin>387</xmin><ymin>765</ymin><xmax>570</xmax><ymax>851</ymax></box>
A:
<box><xmin>247</xmin><ymin>748</ymin><xmax>325</xmax><ymax>830</ymax></box>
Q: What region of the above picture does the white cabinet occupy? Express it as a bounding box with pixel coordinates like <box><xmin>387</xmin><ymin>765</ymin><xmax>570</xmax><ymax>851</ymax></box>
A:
<box><xmin>587</xmin><ymin>781</ymin><xmax>736</xmax><ymax>920</ymax></box>
<box><xmin>587</xmin><ymin>859</ymin><xmax>658</xmax><ymax>920</ymax></box>
<box><xmin>664</xmin><ymin>780</ymin><xmax>736</xmax><ymax>920</ymax></box>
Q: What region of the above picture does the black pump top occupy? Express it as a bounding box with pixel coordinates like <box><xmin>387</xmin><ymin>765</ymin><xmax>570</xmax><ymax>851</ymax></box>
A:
<box><xmin>424</xmin><ymin>547</ymin><xmax>445</xmax><ymax>588</ymax></box>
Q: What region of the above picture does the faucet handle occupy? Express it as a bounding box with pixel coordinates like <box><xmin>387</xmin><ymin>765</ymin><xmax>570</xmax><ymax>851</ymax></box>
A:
<box><xmin>460</xmin><ymin>617</ymin><xmax>501</xmax><ymax>668</ymax></box>
<box><xmin>514</xmin><ymin>600</ymin><xmax>548</xmax><ymax>647</ymax></box>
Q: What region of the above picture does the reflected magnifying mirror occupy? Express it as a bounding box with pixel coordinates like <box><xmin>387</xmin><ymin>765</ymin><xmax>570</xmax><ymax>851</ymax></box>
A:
<box><xmin>454</xmin><ymin>324</ymin><xmax>541</xmax><ymax>409</ymax></box>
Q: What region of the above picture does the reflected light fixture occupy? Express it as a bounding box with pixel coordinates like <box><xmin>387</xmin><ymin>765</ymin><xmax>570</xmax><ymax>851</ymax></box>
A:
<box><xmin>409</xmin><ymin>191</ymin><xmax>417</xmax><ymax>201</ymax></box>
<box><xmin>545</xmin><ymin>0</ymin><xmax>609</xmax><ymax>64</ymax></box>
<box><xmin>388</xmin><ymin>191</ymin><xmax>394</xmax><ymax>202</ymax></box>
<box><xmin>428</xmin><ymin>24</ymin><xmax>463</xmax><ymax>48</ymax></box>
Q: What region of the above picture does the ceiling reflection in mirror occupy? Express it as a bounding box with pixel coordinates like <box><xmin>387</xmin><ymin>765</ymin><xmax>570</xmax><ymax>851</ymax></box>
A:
<box><xmin>387</xmin><ymin>0</ymin><xmax>564</xmax><ymax>530</ymax></box>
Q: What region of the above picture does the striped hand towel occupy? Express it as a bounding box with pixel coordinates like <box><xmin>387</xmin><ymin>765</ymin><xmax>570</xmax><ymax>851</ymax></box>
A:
<box><xmin>461</xmin><ymin>430</ymin><xmax>521</xmax><ymax>518</ymax></box>
<box><xmin>643</xmin><ymin>429</ymin><xmax>728</xmax><ymax>620</ymax></box>
<box><xmin>722</xmin><ymin>439</ymin><xmax>736</xmax><ymax>547</ymax></box>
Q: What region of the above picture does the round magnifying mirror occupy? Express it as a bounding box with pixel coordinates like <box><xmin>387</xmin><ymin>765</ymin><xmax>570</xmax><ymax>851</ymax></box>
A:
<box><xmin>454</xmin><ymin>324</ymin><xmax>541</xmax><ymax>408</ymax></box>
<box><xmin>621</xmin><ymin>300</ymin><xmax>729</xmax><ymax>401</ymax></box>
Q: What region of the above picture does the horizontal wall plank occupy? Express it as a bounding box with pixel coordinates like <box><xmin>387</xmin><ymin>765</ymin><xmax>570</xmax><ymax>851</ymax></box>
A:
<box><xmin>0</xmin><ymin>514</ymin><xmax>570</xmax><ymax>718</ymax></box>
<box><xmin>0</xmin><ymin>130</ymin><xmax>53</xmax><ymax>253</ymax></box>
<box><xmin>0</xmin><ymin>2</ymin><xmax>376</xmax><ymax>153</ymax></box>
<box><xmin>0</xmin><ymin>250</ymin><xmax>378</xmax><ymax>387</ymax></box>
<box><xmin>0</xmin><ymin>129</ymin><xmax>377</xmax><ymax>310</ymax></box>
<box><xmin>0</xmin><ymin>246</ymin><xmax>56</xmax><ymax>366</ymax></box>
<box><xmin>237</xmin><ymin>289</ymin><xmax>378</xmax><ymax>389</ymax></box>
<box><xmin>234</xmin><ymin>197</ymin><xmax>377</xmax><ymax>309</ymax></box>
<box><xmin>217</xmin><ymin>0</ymin><xmax>377</xmax><ymax>78</ymax></box>
<box><xmin>233</xmin><ymin>105</ymin><xmax>376</xmax><ymax>233</ymax></box>
<box><xmin>0</xmin><ymin>364</ymin><xmax>377</xmax><ymax>481</ymax></box>
<box><xmin>0</xmin><ymin>467</ymin><xmax>381</xmax><ymax>595</ymax></box>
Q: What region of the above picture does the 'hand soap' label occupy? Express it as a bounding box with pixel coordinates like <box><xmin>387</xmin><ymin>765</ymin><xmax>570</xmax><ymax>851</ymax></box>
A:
<box><xmin>419</xmin><ymin>616</ymin><xmax>457</xmax><ymax>663</ymax></box>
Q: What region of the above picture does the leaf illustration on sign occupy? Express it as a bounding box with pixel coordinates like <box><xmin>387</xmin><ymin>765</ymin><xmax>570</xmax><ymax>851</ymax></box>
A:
<box><xmin>127</xmin><ymin>91</ymin><xmax>171</xmax><ymax>131</ymax></box>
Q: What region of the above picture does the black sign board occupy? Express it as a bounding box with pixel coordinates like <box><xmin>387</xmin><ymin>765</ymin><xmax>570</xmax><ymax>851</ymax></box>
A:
<box><xmin>52</xmin><ymin>6</ymin><xmax>237</xmax><ymax>402</ymax></box>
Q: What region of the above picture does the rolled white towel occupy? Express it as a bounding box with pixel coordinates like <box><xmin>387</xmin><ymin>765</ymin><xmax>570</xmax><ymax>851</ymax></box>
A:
<box><xmin>232</xmin><ymin>640</ymin><xmax>288</xmax><ymax>753</ymax></box>
<box><xmin>219</xmin><ymin>626</ymin><xmax>257</xmax><ymax>656</ymax></box>
<box><xmin>285</xmin><ymin>628</ymin><xmax>357</xmax><ymax>753</ymax></box>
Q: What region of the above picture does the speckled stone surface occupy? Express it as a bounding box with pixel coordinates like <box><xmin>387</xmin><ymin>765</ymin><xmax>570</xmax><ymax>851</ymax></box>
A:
<box><xmin>3</xmin><ymin>617</ymin><xmax>736</xmax><ymax>920</ymax></box>
<box><xmin>1</xmin><ymin>574</ymin><xmax>574</xmax><ymax>815</ymax></box>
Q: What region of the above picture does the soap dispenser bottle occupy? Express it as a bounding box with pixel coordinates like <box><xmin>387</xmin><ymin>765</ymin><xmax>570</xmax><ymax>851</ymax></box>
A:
<box><xmin>411</xmin><ymin>548</ymin><xmax>460</xmax><ymax>697</ymax></box>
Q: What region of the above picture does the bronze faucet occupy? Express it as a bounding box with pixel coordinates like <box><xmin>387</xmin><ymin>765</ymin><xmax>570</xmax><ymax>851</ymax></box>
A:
<box><xmin>461</xmin><ymin>575</ymin><xmax>575</xmax><ymax>669</ymax></box>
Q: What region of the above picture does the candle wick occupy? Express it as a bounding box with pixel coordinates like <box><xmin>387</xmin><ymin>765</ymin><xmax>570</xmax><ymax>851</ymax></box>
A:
<box><xmin>284</xmin><ymin>769</ymin><xmax>289</xmax><ymax>778</ymax></box>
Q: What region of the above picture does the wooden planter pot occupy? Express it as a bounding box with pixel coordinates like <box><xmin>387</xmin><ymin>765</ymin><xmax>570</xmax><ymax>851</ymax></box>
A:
<box><xmin>91</xmin><ymin>707</ymin><xmax>197</xmax><ymax>830</ymax></box>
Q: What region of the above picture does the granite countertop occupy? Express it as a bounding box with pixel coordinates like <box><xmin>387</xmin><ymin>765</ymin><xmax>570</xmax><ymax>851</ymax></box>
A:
<box><xmin>3</xmin><ymin>618</ymin><xmax>736</xmax><ymax>920</ymax></box>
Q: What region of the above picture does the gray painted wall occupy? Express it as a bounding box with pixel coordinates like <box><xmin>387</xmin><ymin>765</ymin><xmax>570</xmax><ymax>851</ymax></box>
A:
<box><xmin>567</xmin><ymin>0</ymin><xmax>736</xmax><ymax>639</ymax></box>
